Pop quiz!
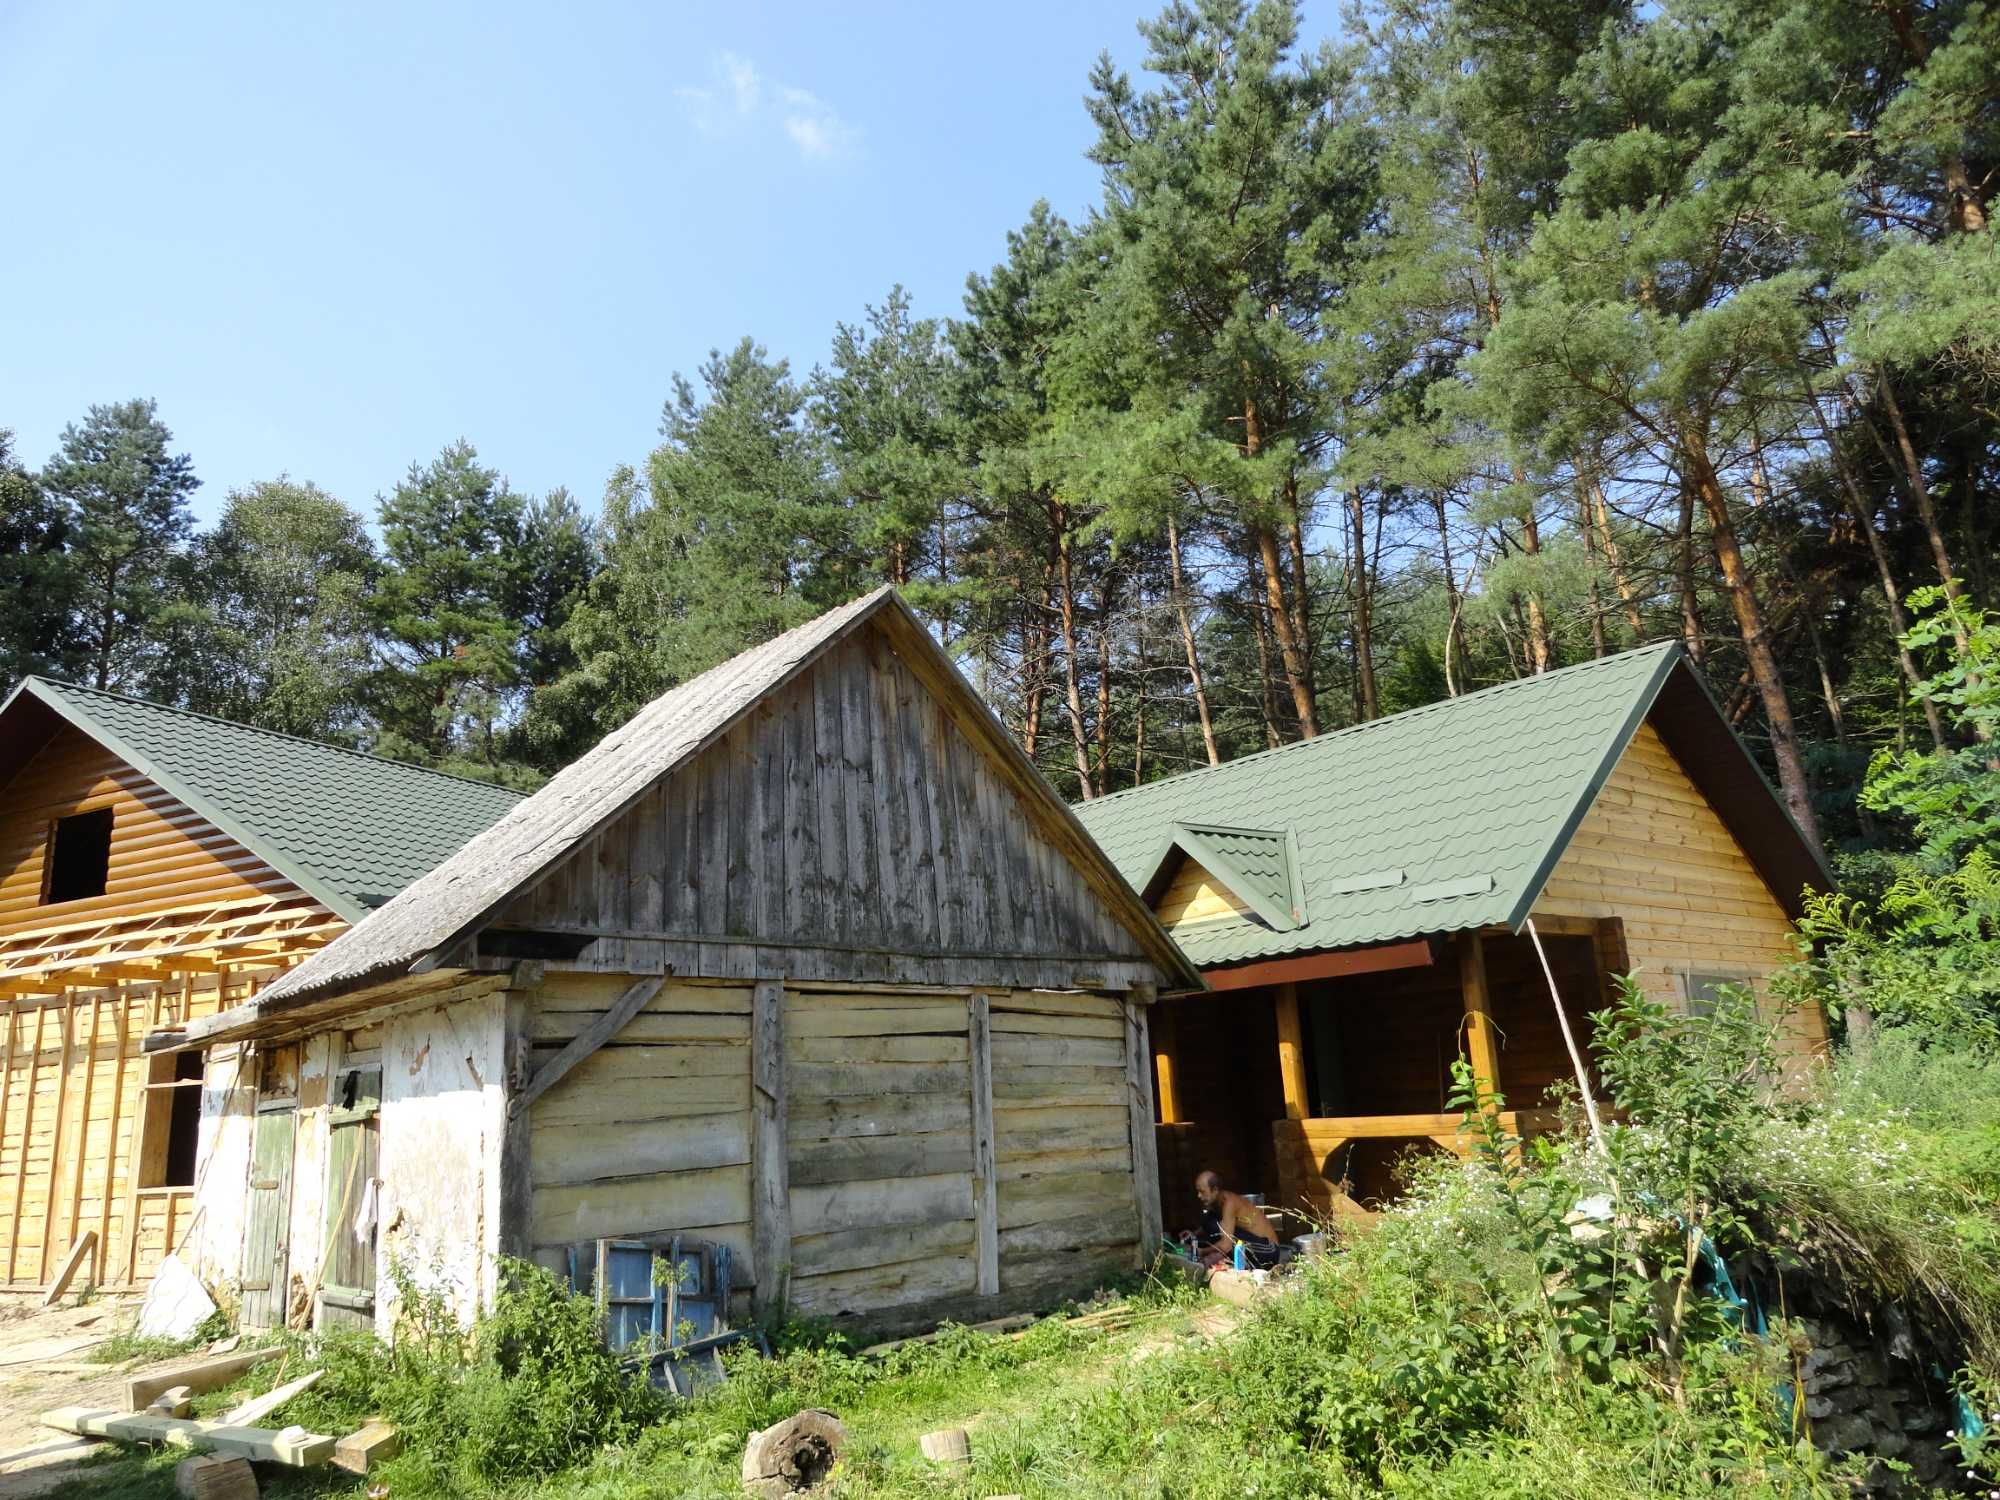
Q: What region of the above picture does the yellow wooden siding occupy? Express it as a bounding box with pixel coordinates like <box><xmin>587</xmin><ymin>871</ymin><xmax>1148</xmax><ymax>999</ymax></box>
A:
<box><xmin>0</xmin><ymin>975</ymin><xmax>243</xmax><ymax>1288</ymax></box>
<box><xmin>1</xmin><ymin>724</ymin><xmax>293</xmax><ymax>935</ymax></box>
<box><xmin>1536</xmin><ymin>722</ymin><xmax>1827</xmax><ymax>1061</ymax></box>
<box><xmin>1153</xmin><ymin>859</ymin><xmax>1250</xmax><ymax>930</ymax></box>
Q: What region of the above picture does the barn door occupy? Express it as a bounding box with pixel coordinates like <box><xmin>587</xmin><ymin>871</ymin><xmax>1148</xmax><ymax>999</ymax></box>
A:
<box><xmin>319</xmin><ymin>1065</ymin><xmax>381</xmax><ymax>1331</ymax></box>
<box><xmin>239</xmin><ymin>1103</ymin><xmax>296</xmax><ymax>1329</ymax></box>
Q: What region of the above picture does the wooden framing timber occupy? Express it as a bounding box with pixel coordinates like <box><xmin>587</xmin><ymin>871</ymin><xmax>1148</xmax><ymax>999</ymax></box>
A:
<box><xmin>1202</xmin><ymin>937</ymin><xmax>1439</xmax><ymax>993</ymax></box>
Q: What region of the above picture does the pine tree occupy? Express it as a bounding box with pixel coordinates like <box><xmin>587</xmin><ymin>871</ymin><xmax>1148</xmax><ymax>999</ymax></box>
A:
<box><xmin>0</xmin><ymin>429</ymin><xmax>68</xmax><ymax>686</ymax></box>
<box><xmin>40</xmin><ymin>399</ymin><xmax>199</xmax><ymax>691</ymax></box>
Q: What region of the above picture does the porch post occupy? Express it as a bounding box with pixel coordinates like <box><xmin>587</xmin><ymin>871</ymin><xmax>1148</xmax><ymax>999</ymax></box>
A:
<box><xmin>1151</xmin><ymin>1002</ymin><xmax>1181</xmax><ymax>1125</ymax></box>
<box><xmin>1272</xmin><ymin>983</ymin><xmax>1309</xmax><ymax>1121</ymax></box>
<box><xmin>1456</xmin><ymin>933</ymin><xmax>1502</xmax><ymax>1102</ymax></box>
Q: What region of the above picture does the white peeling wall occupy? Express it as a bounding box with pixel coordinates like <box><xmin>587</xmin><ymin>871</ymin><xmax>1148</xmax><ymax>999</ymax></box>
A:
<box><xmin>374</xmin><ymin>993</ymin><xmax>507</xmax><ymax>1337</ymax></box>
<box><xmin>187</xmin><ymin>1042</ymin><xmax>256</xmax><ymax>1293</ymax></box>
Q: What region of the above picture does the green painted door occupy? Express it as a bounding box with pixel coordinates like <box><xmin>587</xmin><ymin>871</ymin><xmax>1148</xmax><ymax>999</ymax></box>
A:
<box><xmin>240</xmin><ymin>1104</ymin><xmax>296</xmax><ymax>1329</ymax></box>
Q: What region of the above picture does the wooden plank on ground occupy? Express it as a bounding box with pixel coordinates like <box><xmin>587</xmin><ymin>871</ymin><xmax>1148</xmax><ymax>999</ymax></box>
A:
<box><xmin>41</xmin><ymin>1229</ymin><xmax>96</xmax><ymax>1306</ymax></box>
<box><xmin>41</xmin><ymin>1406</ymin><xmax>336</xmax><ymax>1465</ymax></box>
<box><xmin>221</xmin><ymin>1369</ymin><xmax>322</xmax><ymax>1427</ymax></box>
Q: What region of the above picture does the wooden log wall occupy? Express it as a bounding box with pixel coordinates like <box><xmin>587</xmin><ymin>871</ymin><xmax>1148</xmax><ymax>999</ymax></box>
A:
<box><xmin>0</xmin><ymin>976</ymin><xmax>239</xmax><ymax>1290</ymax></box>
<box><xmin>523</xmin><ymin>974</ymin><xmax>1150</xmax><ymax>1333</ymax></box>
<box><xmin>497</xmin><ymin>630</ymin><xmax>1158</xmax><ymax>992</ymax></box>
<box><xmin>1</xmin><ymin>725</ymin><xmax>293</xmax><ymax>936</ymax></box>
<box><xmin>525</xmin><ymin>973</ymin><xmax>755</xmax><ymax>1272</ymax></box>
<box><xmin>1534</xmin><ymin>721</ymin><xmax>1828</xmax><ymax>1063</ymax></box>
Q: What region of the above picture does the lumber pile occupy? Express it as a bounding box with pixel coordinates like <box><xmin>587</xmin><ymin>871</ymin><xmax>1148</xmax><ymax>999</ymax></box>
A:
<box><xmin>41</xmin><ymin>1407</ymin><xmax>336</xmax><ymax>1466</ymax></box>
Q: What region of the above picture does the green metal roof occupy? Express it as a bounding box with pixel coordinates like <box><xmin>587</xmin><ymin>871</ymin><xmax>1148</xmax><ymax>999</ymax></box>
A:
<box><xmin>1076</xmin><ymin>642</ymin><xmax>1751</xmax><ymax>970</ymax></box>
<box><xmin>1141</xmin><ymin>823</ymin><xmax>1304</xmax><ymax>934</ymax></box>
<box><xmin>0</xmin><ymin>677</ymin><xmax>525</xmax><ymax>922</ymax></box>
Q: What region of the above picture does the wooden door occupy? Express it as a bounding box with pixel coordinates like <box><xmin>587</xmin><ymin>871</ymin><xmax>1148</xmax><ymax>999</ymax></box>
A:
<box><xmin>239</xmin><ymin>1104</ymin><xmax>296</xmax><ymax>1329</ymax></box>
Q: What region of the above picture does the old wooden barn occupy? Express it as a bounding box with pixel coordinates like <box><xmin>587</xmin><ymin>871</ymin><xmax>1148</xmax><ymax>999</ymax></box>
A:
<box><xmin>152</xmin><ymin>588</ymin><xmax>1197</xmax><ymax>1339</ymax></box>
<box><xmin>0</xmin><ymin>679</ymin><xmax>520</xmax><ymax>1297</ymax></box>
<box><xmin>1073</xmin><ymin>643</ymin><xmax>1832</xmax><ymax>1231</ymax></box>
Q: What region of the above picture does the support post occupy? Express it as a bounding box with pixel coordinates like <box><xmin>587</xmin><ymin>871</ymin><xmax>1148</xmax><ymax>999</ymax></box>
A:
<box><xmin>1457</xmin><ymin>933</ymin><xmax>1502</xmax><ymax>1102</ymax></box>
<box><xmin>1151</xmin><ymin>1001</ymin><xmax>1181</xmax><ymax>1125</ymax></box>
<box><xmin>967</xmin><ymin>993</ymin><xmax>999</xmax><ymax>1296</ymax></box>
<box><xmin>1272</xmin><ymin>982</ymin><xmax>1309</xmax><ymax>1121</ymax></box>
<box><xmin>750</xmin><ymin>977</ymin><xmax>790</xmax><ymax>1321</ymax></box>
<box><xmin>1124</xmin><ymin>983</ymin><xmax>1163</xmax><ymax>1265</ymax></box>
<box><xmin>495</xmin><ymin>978</ymin><xmax>536</xmax><ymax>1265</ymax></box>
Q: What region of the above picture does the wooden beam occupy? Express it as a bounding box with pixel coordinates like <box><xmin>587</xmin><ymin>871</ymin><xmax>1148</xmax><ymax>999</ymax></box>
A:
<box><xmin>1203</xmin><ymin>938</ymin><xmax>1438</xmax><ymax>993</ymax></box>
<box><xmin>1272</xmin><ymin>982</ymin><xmax>1309</xmax><ymax>1122</ymax></box>
<box><xmin>98</xmin><ymin>992</ymin><xmax>130</xmax><ymax>1282</ymax></box>
<box><xmin>8</xmin><ymin>1004</ymin><xmax>46</xmax><ymax>1282</ymax></box>
<box><xmin>126</xmin><ymin>1348</ymin><xmax>282</xmax><ymax>1411</ymax></box>
<box><xmin>63</xmin><ymin>996</ymin><xmax>100</xmax><ymax>1280</ymax></box>
<box><xmin>1124</xmin><ymin>984</ymin><xmax>1162</xmax><ymax>1265</ymax></box>
<box><xmin>1150</xmin><ymin>1000</ymin><xmax>1181</xmax><ymax>1126</ymax></box>
<box><xmin>750</xmin><ymin>976</ymin><xmax>791</xmax><ymax>1320</ymax></box>
<box><xmin>38</xmin><ymin>998</ymin><xmax>76</xmax><ymax>1282</ymax></box>
<box><xmin>1458</xmin><ymin>932</ymin><xmax>1502</xmax><ymax>1101</ymax></box>
<box><xmin>507</xmin><ymin>975</ymin><xmax>663</xmax><ymax>1118</ymax></box>
<box><xmin>40</xmin><ymin>1406</ymin><xmax>336</xmax><ymax>1466</ymax></box>
<box><xmin>41</xmin><ymin>1230</ymin><xmax>96</xmax><ymax>1306</ymax></box>
<box><xmin>967</xmin><ymin>992</ymin><xmax>998</xmax><ymax>1296</ymax></box>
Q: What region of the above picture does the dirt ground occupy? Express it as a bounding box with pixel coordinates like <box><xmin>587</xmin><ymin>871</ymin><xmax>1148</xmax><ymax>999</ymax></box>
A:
<box><xmin>0</xmin><ymin>1296</ymin><xmax>160</xmax><ymax>1497</ymax></box>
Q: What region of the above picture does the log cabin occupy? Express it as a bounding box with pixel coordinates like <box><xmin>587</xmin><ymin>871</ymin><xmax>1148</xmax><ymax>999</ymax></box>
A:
<box><xmin>1071</xmin><ymin>642</ymin><xmax>1833</xmax><ymax>1234</ymax></box>
<box><xmin>0</xmin><ymin>679</ymin><xmax>521</xmax><ymax>1297</ymax></box>
<box><xmin>150</xmin><ymin>588</ymin><xmax>1198</xmax><ymax>1341</ymax></box>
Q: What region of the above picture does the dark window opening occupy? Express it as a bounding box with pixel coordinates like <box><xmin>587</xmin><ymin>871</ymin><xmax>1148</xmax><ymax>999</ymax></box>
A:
<box><xmin>140</xmin><ymin>1050</ymin><xmax>207</xmax><ymax>1189</ymax></box>
<box><xmin>45</xmin><ymin>808</ymin><xmax>113</xmax><ymax>904</ymax></box>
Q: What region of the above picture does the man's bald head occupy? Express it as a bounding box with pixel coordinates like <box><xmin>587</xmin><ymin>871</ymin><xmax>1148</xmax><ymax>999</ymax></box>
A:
<box><xmin>1195</xmin><ymin>1170</ymin><xmax>1221</xmax><ymax>1206</ymax></box>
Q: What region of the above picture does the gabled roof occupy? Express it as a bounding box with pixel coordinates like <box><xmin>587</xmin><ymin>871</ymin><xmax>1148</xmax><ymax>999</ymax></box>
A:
<box><xmin>1074</xmin><ymin>642</ymin><xmax>1832</xmax><ymax>970</ymax></box>
<box><xmin>1141</xmin><ymin>823</ymin><xmax>1304</xmax><ymax>934</ymax></box>
<box><xmin>237</xmin><ymin>587</ymin><xmax>1199</xmax><ymax>1020</ymax></box>
<box><xmin>0</xmin><ymin>677</ymin><xmax>525</xmax><ymax>922</ymax></box>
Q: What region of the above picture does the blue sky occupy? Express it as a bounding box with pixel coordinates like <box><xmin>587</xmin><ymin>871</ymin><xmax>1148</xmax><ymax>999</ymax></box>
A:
<box><xmin>1</xmin><ymin>0</ymin><xmax>1335</xmax><ymax>525</ymax></box>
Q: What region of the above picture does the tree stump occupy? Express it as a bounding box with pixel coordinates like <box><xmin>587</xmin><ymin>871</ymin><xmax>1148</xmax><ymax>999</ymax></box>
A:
<box><xmin>740</xmin><ymin>1408</ymin><xmax>846</xmax><ymax>1498</ymax></box>
<box><xmin>919</xmin><ymin>1428</ymin><xmax>971</xmax><ymax>1465</ymax></box>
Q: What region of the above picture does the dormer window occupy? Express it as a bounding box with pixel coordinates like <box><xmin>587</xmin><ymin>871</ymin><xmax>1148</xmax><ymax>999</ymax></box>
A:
<box><xmin>44</xmin><ymin>807</ymin><xmax>113</xmax><ymax>904</ymax></box>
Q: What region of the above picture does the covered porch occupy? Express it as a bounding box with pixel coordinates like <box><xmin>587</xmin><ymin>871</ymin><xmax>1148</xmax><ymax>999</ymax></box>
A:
<box><xmin>1149</xmin><ymin>916</ymin><xmax>1624</xmax><ymax>1236</ymax></box>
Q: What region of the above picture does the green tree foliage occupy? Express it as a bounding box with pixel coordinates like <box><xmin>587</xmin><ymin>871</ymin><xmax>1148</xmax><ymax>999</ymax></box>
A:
<box><xmin>167</xmin><ymin>479</ymin><xmax>379</xmax><ymax>739</ymax></box>
<box><xmin>0</xmin><ymin>428</ymin><xmax>68</xmax><ymax>685</ymax></box>
<box><xmin>367</xmin><ymin>441</ymin><xmax>530</xmax><ymax>777</ymax></box>
<box><xmin>39</xmin><ymin>398</ymin><xmax>199</xmax><ymax>691</ymax></box>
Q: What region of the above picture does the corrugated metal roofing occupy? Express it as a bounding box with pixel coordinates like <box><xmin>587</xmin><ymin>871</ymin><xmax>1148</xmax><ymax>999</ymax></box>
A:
<box><xmin>1145</xmin><ymin>823</ymin><xmax>1302</xmax><ymax>934</ymax></box>
<box><xmin>1074</xmin><ymin>643</ymin><xmax>1688</xmax><ymax>968</ymax></box>
<box><xmin>2</xmin><ymin>677</ymin><xmax>525</xmax><ymax>921</ymax></box>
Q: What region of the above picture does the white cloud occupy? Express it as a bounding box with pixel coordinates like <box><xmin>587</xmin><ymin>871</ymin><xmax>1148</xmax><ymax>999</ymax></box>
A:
<box><xmin>676</xmin><ymin>52</ymin><xmax>857</xmax><ymax>163</ymax></box>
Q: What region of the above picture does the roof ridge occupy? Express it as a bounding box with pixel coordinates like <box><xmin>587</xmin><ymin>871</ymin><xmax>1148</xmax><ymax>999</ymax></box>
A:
<box><xmin>25</xmin><ymin>676</ymin><xmax>529</xmax><ymax>799</ymax></box>
<box><xmin>1085</xmin><ymin>639</ymin><xmax>1681</xmax><ymax>810</ymax></box>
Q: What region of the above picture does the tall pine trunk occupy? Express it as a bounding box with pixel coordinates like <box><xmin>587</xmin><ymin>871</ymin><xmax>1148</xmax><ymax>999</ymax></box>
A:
<box><xmin>1684</xmin><ymin>434</ymin><xmax>1823</xmax><ymax>854</ymax></box>
<box><xmin>1166</xmin><ymin>515</ymin><xmax>1220</xmax><ymax>765</ymax></box>
<box><xmin>1244</xmin><ymin>398</ymin><xmax>1319</xmax><ymax>736</ymax></box>
<box><xmin>1053</xmin><ymin>514</ymin><xmax>1095</xmax><ymax>799</ymax></box>
<box><xmin>1349</xmin><ymin>487</ymin><xmax>1381</xmax><ymax>719</ymax></box>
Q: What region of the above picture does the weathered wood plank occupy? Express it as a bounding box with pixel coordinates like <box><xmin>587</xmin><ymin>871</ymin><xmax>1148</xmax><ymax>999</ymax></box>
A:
<box><xmin>788</xmin><ymin>1034</ymin><xmax>967</xmax><ymax>1066</ymax></box>
<box><xmin>788</xmin><ymin>1252</ymin><xmax>976</xmax><ymax>1314</ymax></box>
<box><xmin>788</xmin><ymin>1063</ymin><xmax>968</xmax><ymax>1099</ymax></box>
<box><xmin>968</xmin><ymin>992</ymin><xmax>999</xmax><ymax>1297</ymax></box>
<box><xmin>529</xmin><ymin>1163</ymin><xmax>750</xmax><ymax>1244</ymax></box>
<box><xmin>786</xmin><ymin>1091</ymin><xmax>972</xmax><ymax>1143</ymax></box>
<box><xmin>788</xmin><ymin>1133</ymin><xmax>975</xmax><ymax>1188</ymax></box>
<box><xmin>789</xmin><ymin>1216</ymin><xmax>976</xmax><ymax>1278</ymax></box>
<box><xmin>510</xmin><ymin>977</ymin><xmax>665</xmax><ymax>1118</ymax></box>
<box><xmin>529</xmin><ymin>1010</ymin><xmax>746</xmax><ymax>1045</ymax></box>
<box><xmin>784</xmin><ymin>1004</ymin><xmax>968</xmax><ymax>1039</ymax></box>
<box><xmin>996</xmin><ymin>1171</ymin><xmax>1136</xmax><ymax>1232</ymax></box>
<box><xmin>990</xmin><ymin>1011</ymin><xmax>1125</xmax><ymax>1040</ymax></box>
<box><xmin>751</xmin><ymin>976</ymin><xmax>790</xmax><ymax>1319</ymax></box>
<box><xmin>1125</xmin><ymin>991</ymin><xmax>1162</xmax><ymax>1264</ymax></box>
<box><xmin>530</xmin><ymin>1111</ymin><xmax>751</xmax><ymax>1189</ymax></box>
<box><xmin>789</xmin><ymin>1172</ymin><xmax>974</xmax><ymax>1238</ymax></box>
<box><xmin>990</xmin><ymin>1035</ymin><xmax>1125</xmax><ymax>1069</ymax></box>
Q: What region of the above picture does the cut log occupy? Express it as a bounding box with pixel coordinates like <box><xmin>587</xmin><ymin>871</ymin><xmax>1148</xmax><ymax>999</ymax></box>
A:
<box><xmin>332</xmin><ymin>1418</ymin><xmax>402</xmax><ymax>1475</ymax></box>
<box><xmin>222</xmin><ymin>1370</ymin><xmax>321</xmax><ymax>1427</ymax></box>
<box><xmin>175</xmin><ymin>1454</ymin><xmax>259</xmax><ymax>1500</ymax></box>
<box><xmin>42</xmin><ymin>1231</ymin><xmax>98</xmax><ymax>1306</ymax></box>
<box><xmin>740</xmin><ymin>1408</ymin><xmax>846</xmax><ymax>1498</ymax></box>
<box><xmin>41</xmin><ymin>1406</ymin><xmax>336</xmax><ymax>1465</ymax></box>
<box><xmin>919</xmin><ymin>1428</ymin><xmax>971</xmax><ymax>1465</ymax></box>
<box><xmin>126</xmin><ymin>1347</ymin><xmax>281</xmax><ymax>1411</ymax></box>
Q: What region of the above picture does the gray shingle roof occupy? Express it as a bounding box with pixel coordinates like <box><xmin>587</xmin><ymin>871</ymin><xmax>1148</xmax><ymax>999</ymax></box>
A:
<box><xmin>1076</xmin><ymin>643</ymin><xmax>1763</xmax><ymax>969</ymax></box>
<box><xmin>1</xmin><ymin>677</ymin><xmax>525</xmax><ymax>921</ymax></box>
<box><xmin>241</xmin><ymin>587</ymin><xmax>1199</xmax><ymax>1021</ymax></box>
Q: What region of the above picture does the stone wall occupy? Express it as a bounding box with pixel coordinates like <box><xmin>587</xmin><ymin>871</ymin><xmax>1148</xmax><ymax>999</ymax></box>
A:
<box><xmin>1794</xmin><ymin>1303</ymin><xmax>1968</xmax><ymax>1493</ymax></box>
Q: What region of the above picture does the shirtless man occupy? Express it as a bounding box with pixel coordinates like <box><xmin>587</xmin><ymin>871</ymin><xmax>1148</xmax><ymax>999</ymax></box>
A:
<box><xmin>1194</xmin><ymin>1170</ymin><xmax>1281</xmax><ymax>1269</ymax></box>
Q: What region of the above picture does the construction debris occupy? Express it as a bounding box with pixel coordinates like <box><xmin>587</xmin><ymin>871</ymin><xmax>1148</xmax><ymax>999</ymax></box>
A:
<box><xmin>41</xmin><ymin>1231</ymin><xmax>98</xmax><ymax>1307</ymax></box>
<box><xmin>135</xmin><ymin>1256</ymin><xmax>218</xmax><ymax>1343</ymax></box>
<box><xmin>148</xmin><ymin>1385</ymin><xmax>194</xmax><ymax>1419</ymax></box>
<box><xmin>127</xmin><ymin>1347</ymin><xmax>281</xmax><ymax>1410</ymax></box>
<box><xmin>40</xmin><ymin>1406</ymin><xmax>336</xmax><ymax>1466</ymax></box>
<box><xmin>332</xmin><ymin>1418</ymin><xmax>402</xmax><ymax>1475</ymax></box>
<box><xmin>175</xmin><ymin>1453</ymin><xmax>259</xmax><ymax>1499</ymax></box>
<box><xmin>221</xmin><ymin>1370</ymin><xmax>321</xmax><ymax>1427</ymax></box>
<box><xmin>918</xmin><ymin>1428</ymin><xmax>972</xmax><ymax>1465</ymax></box>
<box><xmin>740</xmin><ymin>1408</ymin><xmax>845</xmax><ymax>1498</ymax></box>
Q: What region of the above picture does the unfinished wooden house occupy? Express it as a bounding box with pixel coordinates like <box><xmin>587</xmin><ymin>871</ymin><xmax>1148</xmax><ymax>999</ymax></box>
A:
<box><xmin>1071</xmin><ymin>643</ymin><xmax>1832</xmax><ymax>1233</ymax></box>
<box><xmin>155</xmin><ymin>589</ymin><xmax>1197</xmax><ymax>1340</ymax></box>
<box><xmin>0</xmin><ymin>679</ymin><xmax>520</xmax><ymax>1298</ymax></box>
